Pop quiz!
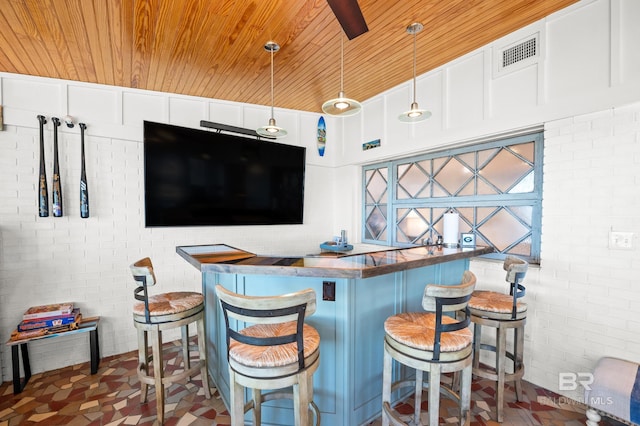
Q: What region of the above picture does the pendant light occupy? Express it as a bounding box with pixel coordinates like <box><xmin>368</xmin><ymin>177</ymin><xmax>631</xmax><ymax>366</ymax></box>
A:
<box><xmin>399</xmin><ymin>22</ymin><xmax>431</xmax><ymax>123</ymax></box>
<box><xmin>257</xmin><ymin>41</ymin><xmax>287</xmax><ymax>138</ymax></box>
<box><xmin>322</xmin><ymin>34</ymin><xmax>362</xmax><ymax>117</ymax></box>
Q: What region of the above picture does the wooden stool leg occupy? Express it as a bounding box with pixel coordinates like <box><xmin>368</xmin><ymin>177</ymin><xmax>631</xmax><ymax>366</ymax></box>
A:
<box><xmin>230</xmin><ymin>369</ymin><xmax>245</xmax><ymax>426</ymax></box>
<box><xmin>496</xmin><ymin>325</ymin><xmax>507</xmax><ymax>423</ymax></box>
<box><xmin>514</xmin><ymin>325</ymin><xmax>525</xmax><ymax>401</ymax></box>
<box><xmin>381</xmin><ymin>346</ymin><xmax>392</xmax><ymax>426</ymax></box>
<box><xmin>294</xmin><ymin>372</ymin><xmax>310</xmax><ymax>426</ymax></box>
<box><xmin>151</xmin><ymin>329</ymin><xmax>165</xmax><ymax>424</ymax></box>
<box><xmin>414</xmin><ymin>369</ymin><xmax>424</xmax><ymax>424</ymax></box>
<box><xmin>307</xmin><ymin>373</ymin><xmax>315</xmax><ymax>423</ymax></box>
<box><xmin>253</xmin><ymin>388</ymin><xmax>262</xmax><ymax>425</ymax></box>
<box><xmin>181</xmin><ymin>324</ymin><xmax>190</xmax><ymax>371</ymax></box>
<box><xmin>428</xmin><ymin>368</ymin><xmax>441</xmax><ymax>426</ymax></box>
<box><xmin>137</xmin><ymin>328</ymin><xmax>149</xmax><ymax>403</ymax></box>
<box><xmin>197</xmin><ymin>317</ymin><xmax>211</xmax><ymax>398</ymax></box>
<box><xmin>473</xmin><ymin>322</ymin><xmax>481</xmax><ymax>370</ymax></box>
<box><xmin>460</xmin><ymin>362</ymin><xmax>472</xmax><ymax>426</ymax></box>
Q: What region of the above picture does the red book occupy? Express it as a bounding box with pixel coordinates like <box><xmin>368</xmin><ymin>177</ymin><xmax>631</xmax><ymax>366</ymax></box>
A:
<box><xmin>22</xmin><ymin>302</ymin><xmax>74</xmax><ymax>321</ymax></box>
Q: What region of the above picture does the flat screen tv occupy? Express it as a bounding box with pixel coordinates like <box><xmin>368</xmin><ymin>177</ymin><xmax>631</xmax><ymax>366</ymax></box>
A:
<box><xmin>143</xmin><ymin>121</ymin><xmax>305</xmax><ymax>227</ymax></box>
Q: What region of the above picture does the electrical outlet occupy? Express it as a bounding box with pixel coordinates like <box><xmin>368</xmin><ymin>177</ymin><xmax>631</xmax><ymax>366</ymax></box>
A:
<box><xmin>609</xmin><ymin>231</ymin><xmax>634</xmax><ymax>250</ymax></box>
<box><xmin>322</xmin><ymin>281</ymin><xmax>335</xmax><ymax>301</ymax></box>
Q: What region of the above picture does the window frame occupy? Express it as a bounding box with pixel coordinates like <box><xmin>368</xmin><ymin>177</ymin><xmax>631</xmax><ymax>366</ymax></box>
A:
<box><xmin>362</xmin><ymin>131</ymin><xmax>543</xmax><ymax>263</ymax></box>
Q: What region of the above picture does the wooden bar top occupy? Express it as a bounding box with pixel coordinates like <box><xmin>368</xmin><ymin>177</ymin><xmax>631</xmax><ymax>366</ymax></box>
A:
<box><xmin>177</xmin><ymin>244</ymin><xmax>493</xmax><ymax>279</ymax></box>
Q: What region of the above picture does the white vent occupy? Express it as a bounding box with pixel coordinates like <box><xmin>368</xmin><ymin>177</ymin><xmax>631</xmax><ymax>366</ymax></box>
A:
<box><xmin>503</xmin><ymin>37</ymin><xmax>536</xmax><ymax>67</ymax></box>
<box><xmin>494</xmin><ymin>33</ymin><xmax>540</xmax><ymax>77</ymax></box>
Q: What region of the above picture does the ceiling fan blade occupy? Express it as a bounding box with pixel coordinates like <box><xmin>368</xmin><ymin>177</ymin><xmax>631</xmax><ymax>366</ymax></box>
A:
<box><xmin>326</xmin><ymin>0</ymin><xmax>368</xmax><ymax>40</ymax></box>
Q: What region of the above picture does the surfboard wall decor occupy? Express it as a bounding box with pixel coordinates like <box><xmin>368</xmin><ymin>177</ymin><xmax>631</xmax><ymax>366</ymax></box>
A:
<box><xmin>317</xmin><ymin>116</ymin><xmax>326</xmax><ymax>157</ymax></box>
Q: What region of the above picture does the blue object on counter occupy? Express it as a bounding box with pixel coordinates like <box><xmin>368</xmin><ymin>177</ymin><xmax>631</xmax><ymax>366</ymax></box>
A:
<box><xmin>320</xmin><ymin>241</ymin><xmax>354</xmax><ymax>252</ymax></box>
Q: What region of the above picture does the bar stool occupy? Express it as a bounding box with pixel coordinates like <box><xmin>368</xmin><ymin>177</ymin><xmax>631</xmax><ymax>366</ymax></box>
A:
<box><xmin>468</xmin><ymin>255</ymin><xmax>528</xmax><ymax>422</ymax></box>
<box><xmin>382</xmin><ymin>270</ymin><xmax>477</xmax><ymax>426</ymax></box>
<box><xmin>215</xmin><ymin>285</ymin><xmax>321</xmax><ymax>426</ymax></box>
<box><xmin>129</xmin><ymin>257</ymin><xmax>211</xmax><ymax>424</ymax></box>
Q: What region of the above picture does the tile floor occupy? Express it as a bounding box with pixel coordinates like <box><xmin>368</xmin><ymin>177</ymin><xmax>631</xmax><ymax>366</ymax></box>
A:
<box><xmin>0</xmin><ymin>340</ymin><xmax>626</xmax><ymax>426</ymax></box>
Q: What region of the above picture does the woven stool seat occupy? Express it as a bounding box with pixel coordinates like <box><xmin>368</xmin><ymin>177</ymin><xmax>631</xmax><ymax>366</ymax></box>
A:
<box><xmin>130</xmin><ymin>258</ymin><xmax>211</xmax><ymax>424</ymax></box>
<box><xmin>469</xmin><ymin>290</ymin><xmax>527</xmax><ymax>318</ymax></box>
<box><xmin>133</xmin><ymin>291</ymin><xmax>204</xmax><ymax>319</ymax></box>
<box><xmin>385</xmin><ymin>312</ymin><xmax>473</xmax><ymax>353</ymax></box>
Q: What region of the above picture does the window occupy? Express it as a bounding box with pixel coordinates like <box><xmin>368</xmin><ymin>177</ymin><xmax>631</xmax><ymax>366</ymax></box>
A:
<box><xmin>362</xmin><ymin>132</ymin><xmax>543</xmax><ymax>263</ymax></box>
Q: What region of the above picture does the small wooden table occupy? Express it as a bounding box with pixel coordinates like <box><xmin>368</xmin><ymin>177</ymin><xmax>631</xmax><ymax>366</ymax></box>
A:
<box><xmin>5</xmin><ymin>317</ymin><xmax>101</xmax><ymax>394</ymax></box>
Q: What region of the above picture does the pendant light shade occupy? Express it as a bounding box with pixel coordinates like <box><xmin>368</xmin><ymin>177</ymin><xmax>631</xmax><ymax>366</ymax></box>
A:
<box><xmin>399</xmin><ymin>23</ymin><xmax>431</xmax><ymax>123</ymax></box>
<box><xmin>322</xmin><ymin>35</ymin><xmax>361</xmax><ymax>117</ymax></box>
<box><xmin>257</xmin><ymin>41</ymin><xmax>287</xmax><ymax>138</ymax></box>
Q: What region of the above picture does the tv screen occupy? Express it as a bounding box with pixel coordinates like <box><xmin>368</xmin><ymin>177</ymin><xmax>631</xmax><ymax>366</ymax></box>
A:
<box><xmin>143</xmin><ymin>121</ymin><xmax>305</xmax><ymax>226</ymax></box>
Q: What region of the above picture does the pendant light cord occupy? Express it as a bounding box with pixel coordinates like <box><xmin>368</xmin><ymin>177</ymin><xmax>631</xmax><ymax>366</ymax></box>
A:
<box><xmin>340</xmin><ymin>35</ymin><xmax>345</xmax><ymax>93</ymax></box>
<box><xmin>398</xmin><ymin>23</ymin><xmax>429</xmax><ymax>122</ymax></box>
<box><xmin>412</xmin><ymin>29</ymin><xmax>417</xmax><ymax>104</ymax></box>
<box><xmin>270</xmin><ymin>45</ymin><xmax>275</xmax><ymax>119</ymax></box>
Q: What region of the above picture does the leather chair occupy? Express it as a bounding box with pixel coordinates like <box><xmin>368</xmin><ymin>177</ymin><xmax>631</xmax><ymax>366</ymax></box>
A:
<box><xmin>129</xmin><ymin>257</ymin><xmax>211</xmax><ymax>424</ymax></box>
<box><xmin>382</xmin><ymin>271</ymin><xmax>477</xmax><ymax>426</ymax></box>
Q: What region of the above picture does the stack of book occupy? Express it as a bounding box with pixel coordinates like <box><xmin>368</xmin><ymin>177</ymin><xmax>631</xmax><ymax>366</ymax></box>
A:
<box><xmin>10</xmin><ymin>302</ymin><xmax>82</xmax><ymax>341</ymax></box>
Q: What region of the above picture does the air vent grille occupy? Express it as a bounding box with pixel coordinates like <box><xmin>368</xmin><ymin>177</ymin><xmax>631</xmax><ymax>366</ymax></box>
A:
<box><xmin>502</xmin><ymin>37</ymin><xmax>537</xmax><ymax>68</ymax></box>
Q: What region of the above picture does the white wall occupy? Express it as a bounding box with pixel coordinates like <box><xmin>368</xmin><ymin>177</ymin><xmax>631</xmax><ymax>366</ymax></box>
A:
<box><xmin>539</xmin><ymin>105</ymin><xmax>640</xmax><ymax>399</ymax></box>
<box><xmin>1</xmin><ymin>0</ymin><xmax>639</xmax><ymax>406</ymax></box>
<box><xmin>0</xmin><ymin>77</ymin><xmax>343</xmax><ymax>381</ymax></box>
<box><xmin>333</xmin><ymin>0</ymin><xmax>640</xmax><ymax>402</ymax></box>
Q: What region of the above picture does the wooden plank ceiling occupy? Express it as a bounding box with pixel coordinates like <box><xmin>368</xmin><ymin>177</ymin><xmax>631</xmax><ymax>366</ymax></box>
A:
<box><xmin>0</xmin><ymin>0</ymin><xmax>578</xmax><ymax>113</ymax></box>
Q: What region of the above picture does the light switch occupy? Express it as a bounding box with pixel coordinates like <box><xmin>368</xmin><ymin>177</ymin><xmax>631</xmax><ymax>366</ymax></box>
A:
<box><xmin>609</xmin><ymin>231</ymin><xmax>633</xmax><ymax>250</ymax></box>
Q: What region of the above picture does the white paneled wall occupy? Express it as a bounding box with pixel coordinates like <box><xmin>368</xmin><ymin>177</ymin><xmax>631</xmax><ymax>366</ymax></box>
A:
<box><xmin>446</xmin><ymin>52</ymin><xmax>486</xmax><ymax>128</ymax></box>
<box><xmin>0</xmin><ymin>0</ymin><xmax>639</xmax><ymax>406</ymax></box>
<box><xmin>546</xmin><ymin>0</ymin><xmax>611</xmax><ymax>101</ymax></box>
<box><xmin>339</xmin><ymin>0</ymin><xmax>640</xmax><ymax>166</ymax></box>
<box><xmin>620</xmin><ymin>1</ymin><xmax>640</xmax><ymax>83</ymax></box>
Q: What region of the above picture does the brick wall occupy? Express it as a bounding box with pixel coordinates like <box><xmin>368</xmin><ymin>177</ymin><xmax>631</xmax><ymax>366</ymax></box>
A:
<box><xmin>470</xmin><ymin>101</ymin><xmax>640</xmax><ymax>401</ymax></box>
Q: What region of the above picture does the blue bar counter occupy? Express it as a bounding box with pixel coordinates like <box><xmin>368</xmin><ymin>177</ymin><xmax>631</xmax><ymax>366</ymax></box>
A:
<box><xmin>177</xmin><ymin>243</ymin><xmax>492</xmax><ymax>425</ymax></box>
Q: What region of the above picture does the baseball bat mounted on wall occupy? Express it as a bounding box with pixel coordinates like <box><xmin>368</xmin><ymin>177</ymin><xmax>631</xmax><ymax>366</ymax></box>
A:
<box><xmin>37</xmin><ymin>115</ymin><xmax>49</xmax><ymax>217</ymax></box>
<box><xmin>79</xmin><ymin>123</ymin><xmax>89</xmax><ymax>218</ymax></box>
<box><xmin>51</xmin><ymin>117</ymin><xmax>63</xmax><ymax>217</ymax></box>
